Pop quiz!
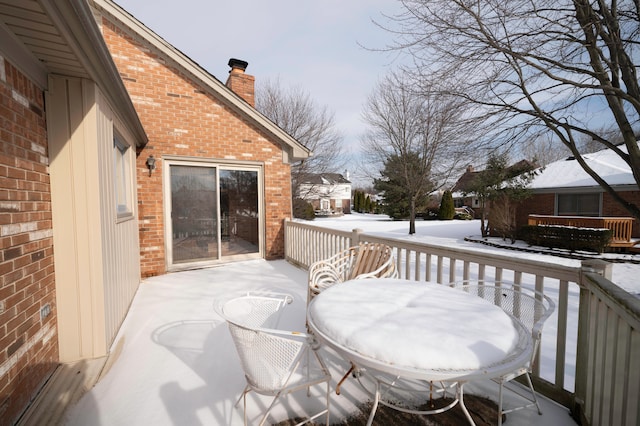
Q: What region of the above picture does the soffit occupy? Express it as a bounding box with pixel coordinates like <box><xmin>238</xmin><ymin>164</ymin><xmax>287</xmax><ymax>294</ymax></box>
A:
<box><xmin>0</xmin><ymin>1</ymin><xmax>89</xmax><ymax>81</ymax></box>
<box><xmin>0</xmin><ymin>0</ymin><xmax>147</xmax><ymax>146</ymax></box>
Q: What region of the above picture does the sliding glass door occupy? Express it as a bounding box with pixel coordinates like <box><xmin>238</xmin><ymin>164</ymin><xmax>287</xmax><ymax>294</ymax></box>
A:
<box><xmin>219</xmin><ymin>169</ymin><xmax>259</xmax><ymax>257</ymax></box>
<box><xmin>166</xmin><ymin>161</ymin><xmax>261</xmax><ymax>269</ymax></box>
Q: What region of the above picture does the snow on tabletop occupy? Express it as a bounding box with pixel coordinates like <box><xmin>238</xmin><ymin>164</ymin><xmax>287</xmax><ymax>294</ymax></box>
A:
<box><xmin>309</xmin><ymin>279</ymin><xmax>519</xmax><ymax>371</ymax></box>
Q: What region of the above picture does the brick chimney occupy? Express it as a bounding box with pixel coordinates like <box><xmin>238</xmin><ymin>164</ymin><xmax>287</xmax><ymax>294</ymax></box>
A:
<box><xmin>225</xmin><ymin>58</ymin><xmax>255</xmax><ymax>107</ymax></box>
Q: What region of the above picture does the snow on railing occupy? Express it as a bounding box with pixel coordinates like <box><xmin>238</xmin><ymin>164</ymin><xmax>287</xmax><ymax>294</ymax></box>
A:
<box><xmin>285</xmin><ymin>219</ymin><xmax>639</xmax><ymax>425</ymax></box>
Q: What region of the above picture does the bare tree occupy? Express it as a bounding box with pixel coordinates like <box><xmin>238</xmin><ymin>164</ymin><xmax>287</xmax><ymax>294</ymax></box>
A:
<box><xmin>383</xmin><ymin>0</ymin><xmax>640</xmax><ymax>220</ymax></box>
<box><xmin>362</xmin><ymin>71</ymin><xmax>473</xmax><ymax>234</ymax></box>
<box><xmin>255</xmin><ymin>78</ymin><xmax>345</xmax><ymax>199</ymax></box>
<box><xmin>519</xmin><ymin>136</ymin><xmax>570</xmax><ymax>167</ymax></box>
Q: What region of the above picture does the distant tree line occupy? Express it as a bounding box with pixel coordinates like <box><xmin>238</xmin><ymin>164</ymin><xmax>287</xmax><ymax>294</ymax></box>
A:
<box><xmin>352</xmin><ymin>189</ymin><xmax>379</xmax><ymax>213</ymax></box>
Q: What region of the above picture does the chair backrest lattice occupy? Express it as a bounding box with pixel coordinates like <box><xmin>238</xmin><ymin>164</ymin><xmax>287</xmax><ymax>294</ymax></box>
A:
<box><xmin>226</xmin><ymin>322</ymin><xmax>304</xmax><ymax>391</ymax></box>
<box><xmin>454</xmin><ymin>284</ymin><xmax>555</xmax><ymax>366</ymax></box>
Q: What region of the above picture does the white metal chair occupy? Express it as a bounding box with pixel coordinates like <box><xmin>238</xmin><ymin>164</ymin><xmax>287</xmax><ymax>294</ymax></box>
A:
<box><xmin>217</xmin><ymin>292</ymin><xmax>331</xmax><ymax>426</ymax></box>
<box><xmin>453</xmin><ymin>283</ymin><xmax>555</xmax><ymax>426</ymax></box>
<box><xmin>307</xmin><ymin>242</ymin><xmax>398</xmax><ymax>305</ymax></box>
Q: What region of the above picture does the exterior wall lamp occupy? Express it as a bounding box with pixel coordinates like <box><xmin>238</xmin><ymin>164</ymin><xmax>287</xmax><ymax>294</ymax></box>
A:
<box><xmin>146</xmin><ymin>155</ymin><xmax>156</xmax><ymax>176</ymax></box>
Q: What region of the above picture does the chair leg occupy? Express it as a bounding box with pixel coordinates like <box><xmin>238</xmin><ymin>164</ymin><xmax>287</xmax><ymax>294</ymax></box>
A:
<box><xmin>524</xmin><ymin>372</ymin><xmax>542</xmax><ymax>414</ymax></box>
<box><xmin>243</xmin><ymin>391</ymin><xmax>248</xmax><ymax>426</ymax></box>
<box><xmin>366</xmin><ymin>379</ymin><xmax>381</xmax><ymax>426</ymax></box>
<box><xmin>258</xmin><ymin>391</ymin><xmax>284</xmax><ymax>426</ymax></box>
<box><xmin>325</xmin><ymin>380</ymin><xmax>331</xmax><ymax>426</ymax></box>
<box><xmin>235</xmin><ymin>385</ymin><xmax>250</xmax><ymax>407</ymax></box>
<box><xmin>458</xmin><ymin>383</ymin><xmax>476</xmax><ymax>426</ymax></box>
<box><xmin>498</xmin><ymin>381</ymin><xmax>504</xmax><ymax>426</ymax></box>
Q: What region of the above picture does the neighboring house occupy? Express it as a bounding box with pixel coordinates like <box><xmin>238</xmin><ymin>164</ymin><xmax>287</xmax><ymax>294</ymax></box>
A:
<box><xmin>450</xmin><ymin>160</ymin><xmax>536</xmax><ymax>219</ymax></box>
<box><xmin>1</xmin><ymin>0</ymin><xmax>147</xmax><ymax>423</ymax></box>
<box><xmin>451</xmin><ymin>165</ymin><xmax>483</xmax><ymax>215</ymax></box>
<box><xmin>298</xmin><ymin>173</ymin><xmax>351</xmax><ymax>215</ymax></box>
<box><xmin>0</xmin><ymin>0</ymin><xmax>308</xmax><ymax>423</ymax></box>
<box><xmin>516</xmin><ymin>146</ymin><xmax>640</xmax><ymax>237</ymax></box>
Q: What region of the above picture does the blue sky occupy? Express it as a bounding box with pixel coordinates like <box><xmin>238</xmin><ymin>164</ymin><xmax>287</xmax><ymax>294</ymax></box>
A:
<box><xmin>115</xmin><ymin>0</ymin><xmax>406</xmax><ymax>186</ymax></box>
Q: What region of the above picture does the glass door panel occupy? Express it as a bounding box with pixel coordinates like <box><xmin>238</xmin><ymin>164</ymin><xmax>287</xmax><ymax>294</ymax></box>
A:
<box><xmin>170</xmin><ymin>165</ymin><xmax>217</xmax><ymax>263</ymax></box>
<box><xmin>220</xmin><ymin>169</ymin><xmax>259</xmax><ymax>257</ymax></box>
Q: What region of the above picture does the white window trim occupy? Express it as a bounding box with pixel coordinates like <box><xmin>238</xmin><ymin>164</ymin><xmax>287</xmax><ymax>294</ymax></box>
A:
<box><xmin>162</xmin><ymin>158</ymin><xmax>265</xmax><ymax>271</ymax></box>
<box><xmin>114</xmin><ymin>133</ymin><xmax>134</xmax><ymax>221</ymax></box>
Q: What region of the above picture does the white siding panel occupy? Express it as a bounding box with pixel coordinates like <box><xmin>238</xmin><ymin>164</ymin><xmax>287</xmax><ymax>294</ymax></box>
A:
<box><xmin>49</xmin><ymin>76</ymin><xmax>141</xmax><ymax>362</ymax></box>
<box><xmin>95</xmin><ymin>89</ymin><xmax>141</xmax><ymax>347</ymax></box>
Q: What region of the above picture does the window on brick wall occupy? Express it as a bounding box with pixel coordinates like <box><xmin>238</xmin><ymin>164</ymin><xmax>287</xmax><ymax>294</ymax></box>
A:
<box><xmin>114</xmin><ymin>134</ymin><xmax>133</xmax><ymax>218</ymax></box>
<box><xmin>557</xmin><ymin>193</ymin><xmax>601</xmax><ymax>216</ymax></box>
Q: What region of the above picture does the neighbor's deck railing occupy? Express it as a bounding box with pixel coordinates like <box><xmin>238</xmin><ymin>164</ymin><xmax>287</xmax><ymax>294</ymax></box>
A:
<box><xmin>284</xmin><ymin>219</ymin><xmax>640</xmax><ymax>426</ymax></box>
<box><xmin>528</xmin><ymin>214</ymin><xmax>636</xmax><ymax>248</ymax></box>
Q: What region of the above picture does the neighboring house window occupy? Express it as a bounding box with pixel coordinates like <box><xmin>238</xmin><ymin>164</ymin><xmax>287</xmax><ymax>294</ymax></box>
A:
<box><xmin>557</xmin><ymin>193</ymin><xmax>601</xmax><ymax>216</ymax></box>
<box><xmin>114</xmin><ymin>134</ymin><xmax>133</xmax><ymax>217</ymax></box>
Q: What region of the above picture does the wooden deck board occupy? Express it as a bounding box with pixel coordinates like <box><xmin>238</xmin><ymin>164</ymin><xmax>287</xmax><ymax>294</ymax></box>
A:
<box><xmin>16</xmin><ymin>357</ymin><xmax>107</xmax><ymax>426</ymax></box>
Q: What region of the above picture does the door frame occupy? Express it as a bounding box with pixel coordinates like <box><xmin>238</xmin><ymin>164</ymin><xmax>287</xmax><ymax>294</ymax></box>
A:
<box><xmin>162</xmin><ymin>156</ymin><xmax>265</xmax><ymax>271</ymax></box>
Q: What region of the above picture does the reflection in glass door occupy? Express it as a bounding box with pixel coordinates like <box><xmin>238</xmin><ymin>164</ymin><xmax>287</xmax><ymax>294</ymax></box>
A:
<box><xmin>170</xmin><ymin>166</ymin><xmax>217</xmax><ymax>263</ymax></box>
<box><xmin>168</xmin><ymin>163</ymin><xmax>261</xmax><ymax>267</ymax></box>
<box><xmin>219</xmin><ymin>169</ymin><xmax>259</xmax><ymax>257</ymax></box>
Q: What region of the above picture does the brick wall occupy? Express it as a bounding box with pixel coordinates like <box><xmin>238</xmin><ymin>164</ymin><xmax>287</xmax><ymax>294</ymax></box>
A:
<box><xmin>516</xmin><ymin>193</ymin><xmax>555</xmax><ymax>229</ymax></box>
<box><xmin>101</xmin><ymin>19</ymin><xmax>293</xmax><ymax>277</ymax></box>
<box><xmin>0</xmin><ymin>56</ymin><xmax>58</xmax><ymax>426</ymax></box>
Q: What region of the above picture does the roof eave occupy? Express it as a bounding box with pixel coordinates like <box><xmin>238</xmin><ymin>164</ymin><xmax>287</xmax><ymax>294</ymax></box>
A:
<box><xmin>531</xmin><ymin>183</ymin><xmax>639</xmax><ymax>193</ymax></box>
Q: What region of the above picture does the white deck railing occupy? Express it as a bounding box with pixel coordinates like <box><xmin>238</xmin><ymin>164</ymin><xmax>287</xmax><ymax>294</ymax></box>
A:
<box><xmin>284</xmin><ymin>219</ymin><xmax>640</xmax><ymax>426</ymax></box>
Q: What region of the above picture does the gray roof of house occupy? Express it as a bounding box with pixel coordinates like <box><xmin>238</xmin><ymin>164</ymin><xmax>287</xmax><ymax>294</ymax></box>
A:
<box><xmin>302</xmin><ymin>173</ymin><xmax>351</xmax><ymax>185</ymax></box>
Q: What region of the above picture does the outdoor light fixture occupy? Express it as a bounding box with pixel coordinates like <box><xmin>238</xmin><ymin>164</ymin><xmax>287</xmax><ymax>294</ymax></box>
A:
<box><xmin>146</xmin><ymin>155</ymin><xmax>156</xmax><ymax>176</ymax></box>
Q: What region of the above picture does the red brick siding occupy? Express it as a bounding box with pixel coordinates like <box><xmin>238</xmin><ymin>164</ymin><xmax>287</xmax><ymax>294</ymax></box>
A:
<box><xmin>226</xmin><ymin>72</ymin><xmax>255</xmax><ymax>107</ymax></box>
<box><xmin>101</xmin><ymin>19</ymin><xmax>293</xmax><ymax>277</ymax></box>
<box><xmin>516</xmin><ymin>193</ymin><xmax>556</xmax><ymax>230</ymax></box>
<box><xmin>0</xmin><ymin>57</ymin><xmax>58</xmax><ymax>426</ymax></box>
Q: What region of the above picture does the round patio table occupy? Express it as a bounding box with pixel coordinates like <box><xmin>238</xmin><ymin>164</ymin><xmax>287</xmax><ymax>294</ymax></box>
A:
<box><xmin>307</xmin><ymin>278</ymin><xmax>533</xmax><ymax>426</ymax></box>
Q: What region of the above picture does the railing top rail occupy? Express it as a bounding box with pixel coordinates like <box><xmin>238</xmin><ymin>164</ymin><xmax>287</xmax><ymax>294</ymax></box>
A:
<box><xmin>357</xmin><ymin>232</ymin><xmax>581</xmax><ymax>283</ymax></box>
<box><xmin>583</xmin><ymin>271</ymin><xmax>640</xmax><ymax>327</ymax></box>
<box><xmin>286</xmin><ymin>219</ymin><xmax>353</xmax><ymax>239</ymax></box>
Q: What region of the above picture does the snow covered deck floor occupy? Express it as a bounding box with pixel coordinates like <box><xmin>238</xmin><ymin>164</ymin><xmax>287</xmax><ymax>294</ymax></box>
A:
<box><xmin>59</xmin><ymin>259</ymin><xmax>576</xmax><ymax>425</ymax></box>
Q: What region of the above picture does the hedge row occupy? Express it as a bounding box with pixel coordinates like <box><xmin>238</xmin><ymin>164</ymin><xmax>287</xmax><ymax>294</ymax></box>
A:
<box><xmin>520</xmin><ymin>225</ymin><xmax>612</xmax><ymax>253</ymax></box>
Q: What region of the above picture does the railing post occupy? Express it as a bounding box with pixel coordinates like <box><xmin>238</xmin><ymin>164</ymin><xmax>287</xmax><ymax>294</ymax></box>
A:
<box><xmin>580</xmin><ymin>259</ymin><xmax>613</xmax><ymax>281</ymax></box>
<box><xmin>351</xmin><ymin>228</ymin><xmax>363</xmax><ymax>246</ymax></box>
<box><xmin>574</xmin><ymin>259</ymin><xmax>613</xmax><ymax>424</ymax></box>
